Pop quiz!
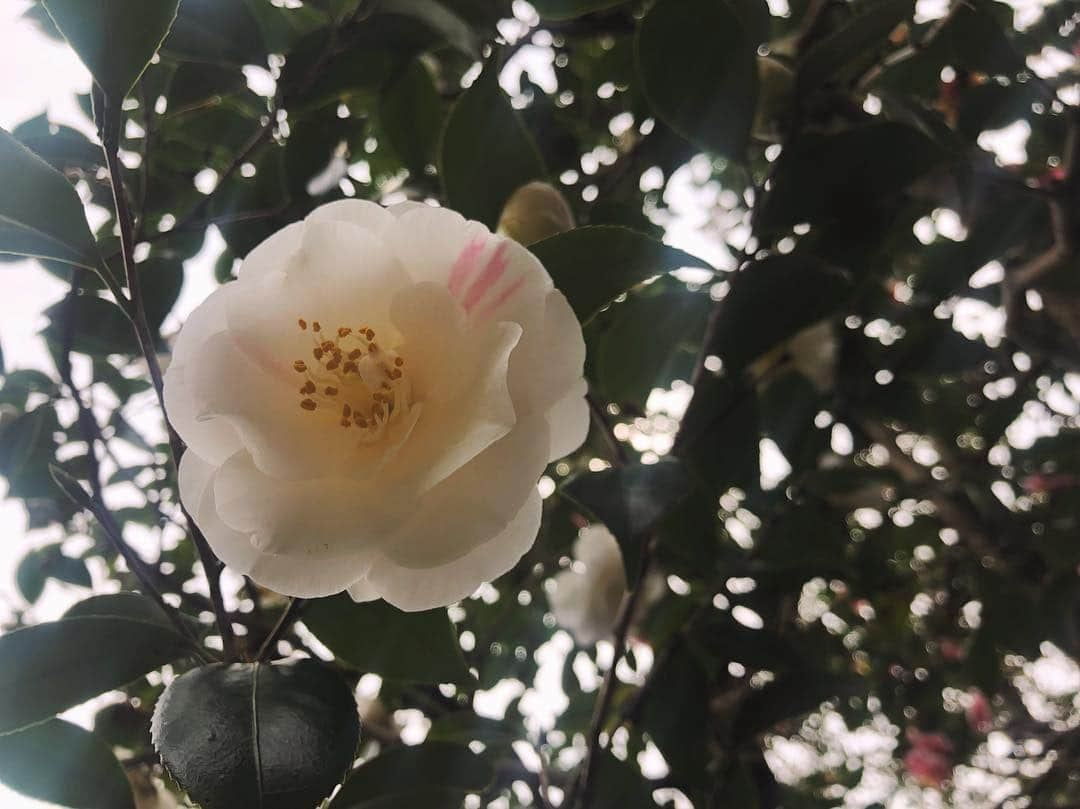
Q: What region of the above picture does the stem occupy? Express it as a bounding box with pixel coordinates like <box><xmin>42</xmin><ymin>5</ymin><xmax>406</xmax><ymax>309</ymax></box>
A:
<box><xmin>257</xmin><ymin>597</ymin><xmax>307</xmax><ymax>662</ymax></box>
<box><xmin>571</xmin><ymin>540</ymin><xmax>656</xmax><ymax>809</ymax></box>
<box><xmin>99</xmin><ymin>104</ymin><xmax>238</xmax><ymax>662</ymax></box>
<box><xmin>55</xmin><ymin>278</ymin><xmax>211</xmax><ymax>660</ymax></box>
<box><xmin>89</xmin><ymin>499</ymin><xmax>212</xmax><ymax>661</ymax></box>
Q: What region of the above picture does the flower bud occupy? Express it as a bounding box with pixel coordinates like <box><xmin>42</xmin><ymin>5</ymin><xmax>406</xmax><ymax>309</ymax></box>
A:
<box><xmin>497</xmin><ymin>181</ymin><xmax>575</xmax><ymax>245</ymax></box>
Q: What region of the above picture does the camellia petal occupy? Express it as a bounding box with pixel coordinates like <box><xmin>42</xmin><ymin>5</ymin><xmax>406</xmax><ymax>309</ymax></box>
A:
<box><xmin>179</xmin><ymin>452</ymin><xmax>374</xmax><ymax>598</ymax></box>
<box><xmin>361</xmin><ymin>491</ymin><xmax>544</xmax><ymax>612</ymax></box>
<box><xmin>165</xmin><ymin>200</ymin><xmax>590</xmax><ymax>609</ymax></box>
<box><xmin>546</xmin><ymin>378</ymin><xmax>590</xmax><ymax>462</ymax></box>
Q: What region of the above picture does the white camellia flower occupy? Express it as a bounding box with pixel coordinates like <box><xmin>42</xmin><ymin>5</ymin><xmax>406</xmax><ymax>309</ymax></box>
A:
<box><xmin>164</xmin><ymin>200</ymin><xmax>589</xmax><ymax>611</ymax></box>
<box><xmin>548</xmin><ymin>525</ymin><xmax>628</xmax><ymax>646</ymax></box>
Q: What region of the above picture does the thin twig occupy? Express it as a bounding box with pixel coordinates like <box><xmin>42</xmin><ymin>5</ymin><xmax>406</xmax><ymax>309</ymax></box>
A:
<box><xmin>54</xmin><ymin>278</ymin><xmax>211</xmax><ymax>660</ymax></box>
<box><xmin>99</xmin><ymin>99</ymin><xmax>238</xmax><ymax>662</ymax></box>
<box><xmin>855</xmin><ymin>1</ymin><xmax>968</xmax><ymax>92</ymax></box>
<box><xmin>257</xmin><ymin>597</ymin><xmax>307</xmax><ymax>662</ymax></box>
<box><xmin>571</xmin><ymin>539</ymin><xmax>656</xmax><ymax>809</ymax></box>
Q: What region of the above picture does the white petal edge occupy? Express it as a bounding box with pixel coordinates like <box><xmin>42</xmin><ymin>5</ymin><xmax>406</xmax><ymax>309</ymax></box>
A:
<box><xmin>356</xmin><ymin>490</ymin><xmax>543</xmax><ymax>612</ymax></box>
<box><xmin>545</xmin><ymin>377</ymin><xmax>589</xmax><ymax>462</ymax></box>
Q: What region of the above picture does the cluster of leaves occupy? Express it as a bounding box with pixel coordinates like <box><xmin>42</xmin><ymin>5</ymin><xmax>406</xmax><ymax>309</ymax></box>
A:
<box><xmin>0</xmin><ymin>0</ymin><xmax>1079</xmax><ymax>806</ymax></box>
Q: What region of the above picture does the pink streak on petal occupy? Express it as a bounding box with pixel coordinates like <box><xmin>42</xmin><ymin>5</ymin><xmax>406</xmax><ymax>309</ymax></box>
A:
<box><xmin>473</xmin><ymin>276</ymin><xmax>526</xmax><ymax>321</ymax></box>
<box><xmin>447</xmin><ymin>236</ymin><xmax>486</xmax><ymax>297</ymax></box>
<box><xmin>462</xmin><ymin>242</ymin><xmax>510</xmax><ymax>313</ymax></box>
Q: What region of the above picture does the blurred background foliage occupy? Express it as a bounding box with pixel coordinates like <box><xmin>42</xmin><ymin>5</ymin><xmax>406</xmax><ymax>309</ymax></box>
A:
<box><xmin>0</xmin><ymin>0</ymin><xmax>1079</xmax><ymax>806</ymax></box>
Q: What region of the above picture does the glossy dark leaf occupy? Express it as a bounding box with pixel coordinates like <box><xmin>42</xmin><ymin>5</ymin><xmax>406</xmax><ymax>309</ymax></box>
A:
<box><xmin>636</xmin><ymin>0</ymin><xmax>758</xmax><ymax>158</ymax></box>
<box><xmin>0</xmin><ymin>128</ymin><xmax>100</xmax><ymax>271</ymax></box>
<box><xmin>162</xmin><ymin>0</ymin><xmax>264</xmax><ymax>65</ymax></box>
<box><xmin>0</xmin><ymin>615</ymin><xmax>192</xmax><ymax>734</ymax></box>
<box><xmin>42</xmin><ymin>0</ymin><xmax>180</xmax><ymax>103</ymax></box>
<box><xmin>530</xmin><ymin>226</ymin><xmax>712</xmax><ymax>324</ymax></box>
<box><xmin>152</xmin><ymin>660</ymin><xmax>360</xmax><ymax>809</ymax></box>
<box><xmin>0</xmin><ymin>719</ymin><xmax>134</xmax><ymax>809</ymax></box>
<box><xmin>0</xmin><ymin>405</ymin><xmax>61</xmax><ymax>499</ymax></box>
<box><xmin>331</xmin><ymin>741</ymin><xmax>493</xmax><ymax>808</ymax></box>
<box><xmin>440</xmin><ymin>59</ymin><xmax>545</xmax><ymax>228</ymax></box>
<box><xmin>702</xmin><ymin>255</ymin><xmax>850</xmax><ymax>375</ymax></box>
<box><xmin>756</xmin><ymin>123</ymin><xmax>947</xmax><ymax>231</ymax></box>
<box><xmin>303</xmin><ymin>595</ymin><xmax>472</xmax><ymax>684</ymax></box>
<box><xmin>587</xmin><ymin>277</ymin><xmax>712</xmax><ymax>405</ymax></box>
<box><xmin>529</xmin><ymin>0</ymin><xmax>627</xmax><ymax>19</ymax></box>
<box><xmin>380</xmin><ymin>59</ymin><xmax>442</xmax><ymax>179</ymax></box>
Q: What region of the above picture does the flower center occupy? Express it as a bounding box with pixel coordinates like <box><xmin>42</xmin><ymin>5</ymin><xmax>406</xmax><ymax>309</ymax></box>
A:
<box><xmin>292</xmin><ymin>318</ymin><xmax>410</xmax><ymax>441</ymax></box>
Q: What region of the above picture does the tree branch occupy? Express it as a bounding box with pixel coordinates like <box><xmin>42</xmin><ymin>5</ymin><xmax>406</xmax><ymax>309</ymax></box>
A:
<box><xmin>98</xmin><ymin>95</ymin><xmax>238</xmax><ymax>663</ymax></box>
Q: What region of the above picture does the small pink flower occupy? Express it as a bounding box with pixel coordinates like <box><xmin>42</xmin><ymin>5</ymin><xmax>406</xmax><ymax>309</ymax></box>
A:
<box><xmin>904</xmin><ymin>730</ymin><xmax>953</xmax><ymax>789</ymax></box>
<box><xmin>966</xmin><ymin>688</ymin><xmax>992</xmax><ymax>734</ymax></box>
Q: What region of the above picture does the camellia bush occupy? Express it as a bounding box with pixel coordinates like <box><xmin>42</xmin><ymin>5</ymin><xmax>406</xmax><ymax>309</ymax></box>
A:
<box><xmin>1</xmin><ymin>0</ymin><xmax>1079</xmax><ymax>807</ymax></box>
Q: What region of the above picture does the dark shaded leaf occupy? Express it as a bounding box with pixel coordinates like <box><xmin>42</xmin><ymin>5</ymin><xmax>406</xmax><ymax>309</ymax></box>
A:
<box><xmin>530</xmin><ymin>225</ymin><xmax>712</xmax><ymax>324</ymax></box>
<box><xmin>0</xmin><ymin>719</ymin><xmax>134</xmax><ymax>809</ymax></box>
<box><xmin>303</xmin><ymin>595</ymin><xmax>472</xmax><ymax>684</ymax></box>
<box><xmin>331</xmin><ymin>741</ymin><xmax>493</xmax><ymax>808</ymax></box>
<box><xmin>380</xmin><ymin>59</ymin><xmax>442</xmax><ymax>178</ymax></box>
<box><xmin>440</xmin><ymin>59</ymin><xmax>545</xmax><ymax>228</ymax></box>
<box><xmin>42</xmin><ymin>0</ymin><xmax>180</xmax><ymax>103</ymax></box>
<box><xmin>703</xmin><ymin>255</ymin><xmax>850</xmax><ymax>374</ymax></box>
<box><xmin>152</xmin><ymin>660</ymin><xmax>360</xmax><ymax>809</ymax></box>
<box><xmin>757</xmin><ymin>123</ymin><xmax>947</xmax><ymax>231</ymax></box>
<box><xmin>798</xmin><ymin>0</ymin><xmax>914</xmax><ymax>91</ymax></box>
<box><xmin>0</xmin><ymin>616</ymin><xmax>192</xmax><ymax>734</ymax></box>
<box><xmin>636</xmin><ymin>0</ymin><xmax>758</xmax><ymax>158</ymax></box>
<box><xmin>0</xmin><ymin>128</ymin><xmax>100</xmax><ymax>271</ymax></box>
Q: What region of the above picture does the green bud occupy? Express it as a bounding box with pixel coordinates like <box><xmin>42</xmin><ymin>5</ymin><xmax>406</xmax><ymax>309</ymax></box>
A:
<box><xmin>497</xmin><ymin>181</ymin><xmax>575</xmax><ymax>245</ymax></box>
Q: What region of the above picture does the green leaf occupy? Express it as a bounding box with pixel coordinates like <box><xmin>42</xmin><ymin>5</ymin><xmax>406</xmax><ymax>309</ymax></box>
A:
<box><xmin>0</xmin><ymin>719</ymin><xmax>134</xmax><ymax>809</ymax></box>
<box><xmin>42</xmin><ymin>0</ymin><xmax>181</xmax><ymax>103</ymax></box>
<box><xmin>0</xmin><ymin>128</ymin><xmax>100</xmax><ymax>271</ymax></box>
<box><xmin>588</xmin><ymin>752</ymin><xmax>656</xmax><ymax>809</ymax></box>
<box><xmin>64</xmin><ymin>592</ymin><xmax>184</xmax><ymax>632</ymax></box>
<box><xmin>529</xmin><ymin>0</ymin><xmax>627</xmax><ymax>20</ymax></box>
<box><xmin>640</xmin><ymin>645</ymin><xmax>711</xmax><ymax>791</ymax></box>
<box><xmin>440</xmin><ymin>59</ymin><xmax>545</xmax><ymax>228</ymax></box>
<box><xmin>0</xmin><ymin>405</ymin><xmax>61</xmax><ymax>499</ymax></box>
<box><xmin>636</xmin><ymin>0</ymin><xmax>758</xmax><ymax>159</ymax></box>
<box><xmin>380</xmin><ymin>59</ymin><xmax>443</xmax><ymax>178</ymax></box>
<box><xmin>701</xmin><ymin>255</ymin><xmax>850</xmax><ymax>375</ymax></box>
<box><xmin>0</xmin><ymin>616</ymin><xmax>192</xmax><ymax>734</ymax></box>
<box><xmin>674</xmin><ymin>375</ymin><xmax>760</xmax><ymax>493</ymax></box>
<box><xmin>0</xmin><ymin>369</ymin><xmax>57</xmax><ymax>408</ymax></box>
<box><xmin>303</xmin><ymin>595</ymin><xmax>472</xmax><ymax>684</ymax></box>
<box><xmin>43</xmin><ymin>294</ymin><xmax>137</xmax><ymax>356</ymax></box>
<box><xmin>16</xmin><ymin>545</ymin><xmax>91</xmax><ymax>603</ymax></box>
<box><xmin>798</xmin><ymin>0</ymin><xmax>914</xmax><ymax>91</ymax></box>
<box><xmin>331</xmin><ymin>742</ymin><xmax>493</xmax><ymax>808</ymax></box>
<box><xmin>733</xmin><ymin>670</ymin><xmax>862</xmax><ymax>741</ymax></box>
<box><xmin>563</xmin><ymin>459</ymin><xmax>689</xmax><ymax>586</ymax></box>
<box><xmin>161</xmin><ymin>0</ymin><xmax>264</xmax><ymax>66</ymax></box>
<box><xmin>12</xmin><ymin>114</ymin><xmax>102</xmax><ymax>173</ymax></box>
<box><xmin>15</xmin><ymin>553</ymin><xmax>47</xmax><ymax>604</ymax></box>
<box><xmin>756</xmin><ymin>123</ymin><xmax>946</xmax><ymax>231</ymax></box>
<box><xmin>153</xmin><ymin>660</ymin><xmax>360</xmax><ymax>809</ymax></box>
<box><xmin>386</xmin><ymin>0</ymin><xmax>479</xmax><ymax>58</ymax></box>
<box><xmin>530</xmin><ymin>226</ymin><xmax>713</xmax><ymax>324</ymax></box>
<box><xmin>587</xmin><ymin>277</ymin><xmax>712</xmax><ymax>405</ymax></box>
